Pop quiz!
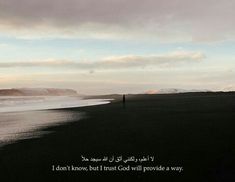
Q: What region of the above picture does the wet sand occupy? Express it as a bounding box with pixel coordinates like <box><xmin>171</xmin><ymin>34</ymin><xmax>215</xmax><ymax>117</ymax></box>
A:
<box><xmin>0</xmin><ymin>92</ymin><xmax>235</xmax><ymax>181</ymax></box>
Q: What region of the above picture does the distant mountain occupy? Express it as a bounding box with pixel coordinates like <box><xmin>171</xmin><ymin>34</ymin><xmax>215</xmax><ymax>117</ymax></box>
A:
<box><xmin>0</xmin><ymin>88</ymin><xmax>78</xmax><ymax>96</ymax></box>
<box><xmin>145</xmin><ymin>88</ymin><xmax>211</xmax><ymax>94</ymax></box>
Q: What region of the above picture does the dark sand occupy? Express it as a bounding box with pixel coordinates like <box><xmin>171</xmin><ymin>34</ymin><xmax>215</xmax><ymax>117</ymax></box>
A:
<box><xmin>1</xmin><ymin>92</ymin><xmax>235</xmax><ymax>181</ymax></box>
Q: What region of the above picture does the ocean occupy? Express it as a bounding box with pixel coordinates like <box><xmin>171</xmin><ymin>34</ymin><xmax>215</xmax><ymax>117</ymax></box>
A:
<box><xmin>0</xmin><ymin>96</ymin><xmax>110</xmax><ymax>146</ymax></box>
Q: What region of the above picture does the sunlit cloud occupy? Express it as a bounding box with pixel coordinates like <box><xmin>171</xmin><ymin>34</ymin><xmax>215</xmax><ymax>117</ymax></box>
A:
<box><xmin>0</xmin><ymin>51</ymin><xmax>205</xmax><ymax>70</ymax></box>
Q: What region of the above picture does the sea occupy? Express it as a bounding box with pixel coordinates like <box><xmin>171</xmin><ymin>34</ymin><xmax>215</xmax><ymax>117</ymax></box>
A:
<box><xmin>0</xmin><ymin>96</ymin><xmax>110</xmax><ymax>147</ymax></box>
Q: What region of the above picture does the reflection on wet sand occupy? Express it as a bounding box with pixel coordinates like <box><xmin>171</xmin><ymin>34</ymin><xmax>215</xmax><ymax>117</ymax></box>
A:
<box><xmin>0</xmin><ymin>110</ymin><xmax>84</xmax><ymax>147</ymax></box>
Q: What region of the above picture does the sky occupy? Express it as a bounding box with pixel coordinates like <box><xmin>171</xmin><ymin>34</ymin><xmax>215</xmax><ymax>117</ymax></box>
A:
<box><xmin>0</xmin><ymin>0</ymin><xmax>234</xmax><ymax>94</ymax></box>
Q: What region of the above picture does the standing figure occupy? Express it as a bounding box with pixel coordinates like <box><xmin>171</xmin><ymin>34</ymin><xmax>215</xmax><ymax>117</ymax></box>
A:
<box><xmin>123</xmin><ymin>94</ymin><xmax>126</xmax><ymax>108</ymax></box>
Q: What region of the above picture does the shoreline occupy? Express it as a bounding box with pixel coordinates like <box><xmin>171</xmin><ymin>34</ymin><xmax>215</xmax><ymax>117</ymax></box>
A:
<box><xmin>0</xmin><ymin>96</ymin><xmax>112</xmax><ymax>113</ymax></box>
<box><xmin>0</xmin><ymin>92</ymin><xmax>235</xmax><ymax>181</ymax></box>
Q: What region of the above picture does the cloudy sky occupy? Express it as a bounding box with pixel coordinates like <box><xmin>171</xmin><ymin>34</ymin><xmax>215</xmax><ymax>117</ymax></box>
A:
<box><xmin>0</xmin><ymin>0</ymin><xmax>234</xmax><ymax>94</ymax></box>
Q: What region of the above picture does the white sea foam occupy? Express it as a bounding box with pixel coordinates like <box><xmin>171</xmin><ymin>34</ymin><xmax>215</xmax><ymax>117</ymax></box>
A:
<box><xmin>0</xmin><ymin>96</ymin><xmax>110</xmax><ymax>113</ymax></box>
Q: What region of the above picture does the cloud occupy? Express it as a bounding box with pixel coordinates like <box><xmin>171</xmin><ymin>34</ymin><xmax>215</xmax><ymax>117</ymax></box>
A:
<box><xmin>0</xmin><ymin>43</ymin><xmax>9</xmax><ymax>48</ymax></box>
<box><xmin>0</xmin><ymin>59</ymin><xmax>74</xmax><ymax>67</ymax></box>
<box><xmin>0</xmin><ymin>0</ymin><xmax>234</xmax><ymax>41</ymax></box>
<box><xmin>100</xmin><ymin>51</ymin><xmax>205</xmax><ymax>68</ymax></box>
<box><xmin>0</xmin><ymin>51</ymin><xmax>205</xmax><ymax>70</ymax></box>
<box><xmin>222</xmin><ymin>84</ymin><xmax>235</xmax><ymax>91</ymax></box>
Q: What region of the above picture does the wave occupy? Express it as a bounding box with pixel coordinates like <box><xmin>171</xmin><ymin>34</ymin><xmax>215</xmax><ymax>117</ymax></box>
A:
<box><xmin>0</xmin><ymin>96</ymin><xmax>110</xmax><ymax>113</ymax></box>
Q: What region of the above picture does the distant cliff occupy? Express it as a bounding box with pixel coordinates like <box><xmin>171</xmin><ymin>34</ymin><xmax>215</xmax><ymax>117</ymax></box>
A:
<box><xmin>0</xmin><ymin>88</ymin><xmax>78</xmax><ymax>96</ymax></box>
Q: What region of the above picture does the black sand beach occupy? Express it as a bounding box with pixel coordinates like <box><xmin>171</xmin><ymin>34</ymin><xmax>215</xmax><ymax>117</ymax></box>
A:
<box><xmin>1</xmin><ymin>92</ymin><xmax>235</xmax><ymax>181</ymax></box>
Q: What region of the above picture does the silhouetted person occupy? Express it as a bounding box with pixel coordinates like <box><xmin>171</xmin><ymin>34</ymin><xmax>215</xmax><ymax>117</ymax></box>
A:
<box><xmin>123</xmin><ymin>94</ymin><xmax>126</xmax><ymax>108</ymax></box>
